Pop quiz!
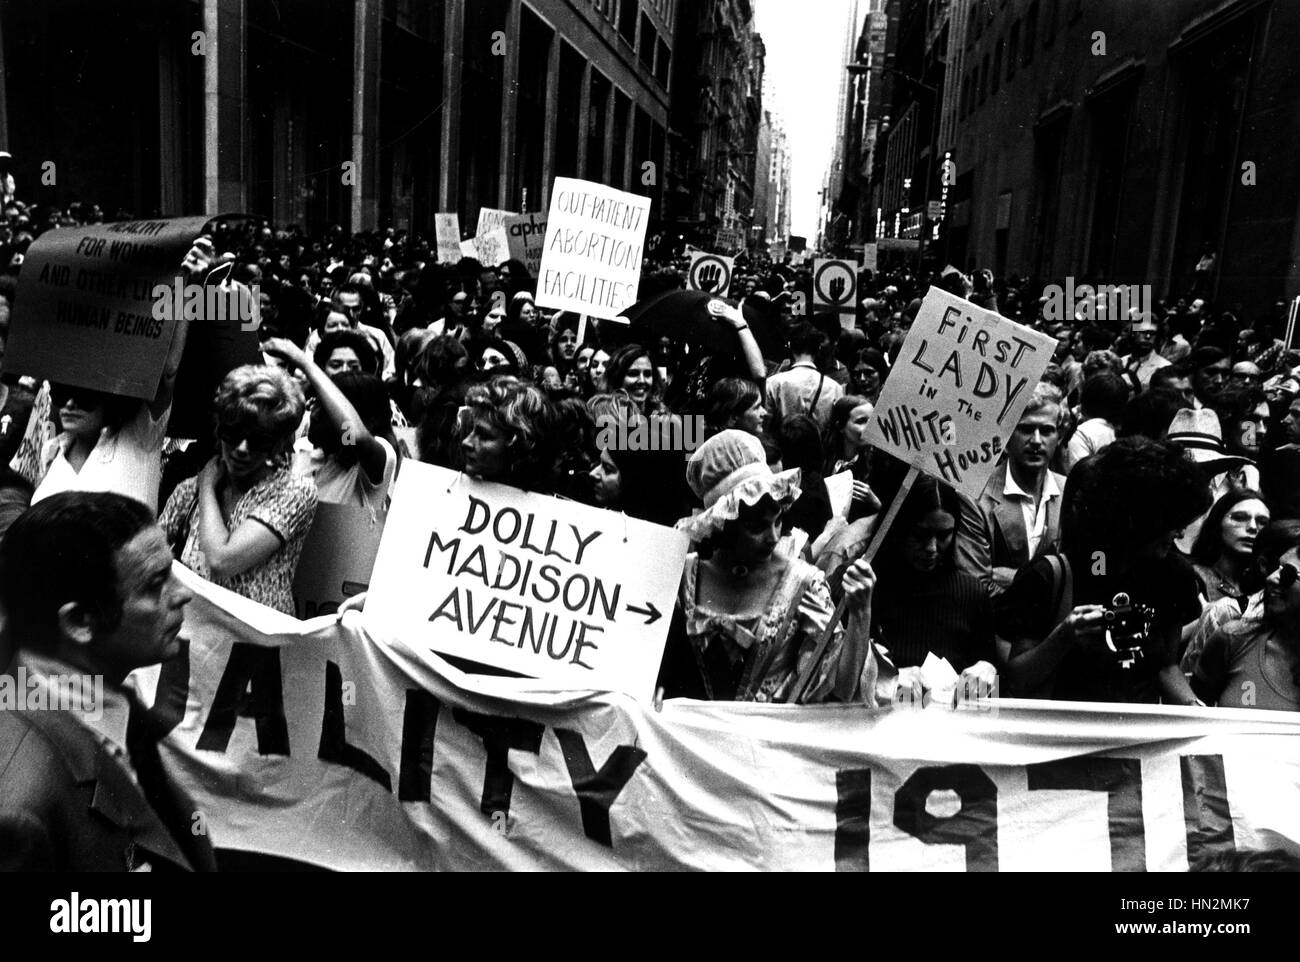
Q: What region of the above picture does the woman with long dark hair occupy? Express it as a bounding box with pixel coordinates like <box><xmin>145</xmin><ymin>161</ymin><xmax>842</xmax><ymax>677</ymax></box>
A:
<box><xmin>821</xmin><ymin>395</ymin><xmax>881</xmax><ymax>519</ymax></box>
<box><xmin>604</xmin><ymin>343</ymin><xmax>664</xmax><ymax>416</ymax></box>
<box><xmin>1189</xmin><ymin>489</ymin><xmax>1271</xmax><ymax>605</ymax></box>
<box><xmin>866</xmin><ymin>476</ymin><xmax>997</xmax><ymax>695</ymax></box>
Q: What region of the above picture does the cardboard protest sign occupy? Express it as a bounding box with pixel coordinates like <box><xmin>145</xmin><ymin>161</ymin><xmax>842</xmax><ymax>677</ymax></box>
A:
<box><xmin>476</xmin><ymin>208</ymin><xmax>517</xmax><ymax>238</ymax></box>
<box><xmin>687</xmin><ymin>252</ymin><xmax>734</xmax><ymax>297</ymax></box>
<box><xmin>504</xmin><ymin>212</ymin><xmax>548</xmax><ymax>277</ymax></box>
<box><xmin>713</xmin><ymin>227</ymin><xmax>743</xmax><ymax>253</ymax></box>
<box><xmin>434</xmin><ymin>213</ymin><xmax>463</xmax><ymax>263</ymax></box>
<box><xmin>814</xmin><ymin>258</ymin><xmax>858</xmax><ymax>330</ymax></box>
<box><xmin>6</xmin><ymin>215</ymin><xmax>212</xmax><ymax>399</ymax></box>
<box><xmin>862</xmin><ymin>288</ymin><xmax>1057</xmax><ymax>501</ymax></box>
<box><xmin>365</xmin><ymin>461</ymin><xmax>687</xmax><ymax>699</ymax></box>
<box><xmin>862</xmin><ymin>243</ymin><xmax>878</xmax><ymax>273</ymax></box>
<box><xmin>459</xmin><ymin>239</ymin><xmax>478</xmax><ymax>261</ymax></box>
<box><xmin>536</xmin><ymin>176</ymin><xmax>651</xmax><ymax>321</ymax></box>
<box><xmin>292</xmin><ymin>502</ymin><xmax>386</xmax><ymax>620</ymax></box>
<box><xmin>472</xmin><ymin>227</ymin><xmax>510</xmax><ymax>268</ymax></box>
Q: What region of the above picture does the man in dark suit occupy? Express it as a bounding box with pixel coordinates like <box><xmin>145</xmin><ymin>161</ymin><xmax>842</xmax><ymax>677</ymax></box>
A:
<box><xmin>0</xmin><ymin>491</ymin><xmax>215</xmax><ymax>871</ymax></box>
<box><xmin>956</xmin><ymin>392</ymin><xmax>1066</xmax><ymax>595</ymax></box>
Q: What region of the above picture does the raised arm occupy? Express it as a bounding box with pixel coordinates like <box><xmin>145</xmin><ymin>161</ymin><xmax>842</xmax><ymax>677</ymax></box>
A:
<box><xmin>151</xmin><ymin>236</ymin><xmax>217</xmax><ymax>419</ymax></box>
<box><xmin>709</xmin><ymin>300</ymin><xmax>767</xmax><ymax>382</ymax></box>
<box><xmin>261</xmin><ymin>336</ymin><xmax>388</xmax><ymax>485</ymax></box>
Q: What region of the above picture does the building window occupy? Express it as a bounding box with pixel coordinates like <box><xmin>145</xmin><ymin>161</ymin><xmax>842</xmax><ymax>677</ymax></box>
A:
<box><xmin>1024</xmin><ymin>2</ymin><xmax>1038</xmax><ymax>63</ymax></box>
<box><xmin>1008</xmin><ymin>22</ymin><xmax>1019</xmax><ymax>79</ymax></box>
<box><xmin>992</xmin><ymin>39</ymin><xmax>1003</xmax><ymax>93</ymax></box>
<box><xmin>592</xmin><ymin>0</ymin><xmax>617</xmax><ymax>23</ymax></box>
<box><xmin>655</xmin><ymin>38</ymin><xmax>670</xmax><ymax>88</ymax></box>
<box><xmin>618</xmin><ymin>0</ymin><xmax>638</xmax><ymax>45</ymax></box>
<box><xmin>639</xmin><ymin>14</ymin><xmax>656</xmax><ymax>70</ymax></box>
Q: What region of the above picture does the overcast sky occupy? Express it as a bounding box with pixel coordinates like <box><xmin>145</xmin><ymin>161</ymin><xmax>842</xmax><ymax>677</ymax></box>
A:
<box><xmin>753</xmin><ymin>0</ymin><xmax>855</xmax><ymax>240</ymax></box>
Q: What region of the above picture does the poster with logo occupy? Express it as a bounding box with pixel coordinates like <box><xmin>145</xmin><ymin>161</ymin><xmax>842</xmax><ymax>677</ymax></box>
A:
<box><xmin>686</xmin><ymin>252</ymin><xmax>734</xmax><ymax>298</ymax></box>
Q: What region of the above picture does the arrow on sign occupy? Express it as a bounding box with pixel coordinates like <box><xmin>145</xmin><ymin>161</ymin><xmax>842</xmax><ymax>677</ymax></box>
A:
<box><xmin>625</xmin><ymin>601</ymin><xmax>662</xmax><ymax>625</ymax></box>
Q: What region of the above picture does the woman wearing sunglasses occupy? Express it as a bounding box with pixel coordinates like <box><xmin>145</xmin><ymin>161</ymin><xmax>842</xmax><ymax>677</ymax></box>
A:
<box><xmin>31</xmin><ymin>237</ymin><xmax>214</xmax><ymax>512</ymax></box>
<box><xmin>1192</xmin><ymin>520</ymin><xmax>1300</xmax><ymax>710</ymax></box>
<box><xmin>159</xmin><ymin>365</ymin><xmax>317</xmax><ymax>615</ymax></box>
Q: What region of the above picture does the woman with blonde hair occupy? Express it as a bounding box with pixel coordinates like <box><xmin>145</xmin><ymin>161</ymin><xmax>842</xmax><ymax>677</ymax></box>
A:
<box><xmin>160</xmin><ymin>365</ymin><xmax>317</xmax><ymax>615</ymax></box>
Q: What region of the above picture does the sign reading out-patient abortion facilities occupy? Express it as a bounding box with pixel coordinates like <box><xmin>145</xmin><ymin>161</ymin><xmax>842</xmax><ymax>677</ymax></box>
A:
<box><xmin>863</xmin><ymin>288</ymin><xmax>1056</xmax><ymax>501</ymax></box>
<box><xmin>365</xmin><ymin>461</ymin><xmax>688</xmax><ymax>700</ymax></box>
<box><xmin>7</xmin><ymin>215</ymin><xmax>212</xmax><ymax>399</ymax></box>
<box><xmin>535</xmin><ymin>177</ymin><xmax>651</xmax><ymax>320</ymax></box>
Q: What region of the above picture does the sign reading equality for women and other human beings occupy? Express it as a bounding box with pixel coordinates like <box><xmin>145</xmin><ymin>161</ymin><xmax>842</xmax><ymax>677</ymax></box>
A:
<box><xmin>535</xmin><ymin>176</ymin><xmax>651</xmax><ymax>320</ymax></box>
<box><xmin>863</xmin><ymin>287</ymin><xmax>1057</xmax><ymax>501</ymax></box>
<box><xmin>6</xmin><ymin>215</ymin><xmax>212</xmax><ymax>399</ymax></box>
<box><xmin>364</xmin><ymin>461</ymin><xmax>688</xmax><ymax>700</ymax></box>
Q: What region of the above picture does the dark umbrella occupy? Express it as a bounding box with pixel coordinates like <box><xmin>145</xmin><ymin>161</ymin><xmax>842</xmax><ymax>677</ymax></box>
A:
<box><xmin>620</xmin><ymin>289</ymin><xmax>785</xmax><ymax>360</ymax></box>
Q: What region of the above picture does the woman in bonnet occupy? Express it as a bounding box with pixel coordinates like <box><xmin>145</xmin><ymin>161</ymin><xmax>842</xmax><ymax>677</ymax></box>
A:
<box><xmin>656</xmin><ymin>429</ymin><xmax>881</xmax><ymax>704</ymax></box>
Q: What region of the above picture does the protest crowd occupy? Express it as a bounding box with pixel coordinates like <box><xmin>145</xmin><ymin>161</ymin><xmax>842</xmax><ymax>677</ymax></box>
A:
<box><xmin>1</xmin><ymin>190</ymin><xmax>1300</xmax><ymax>872</ymax></box>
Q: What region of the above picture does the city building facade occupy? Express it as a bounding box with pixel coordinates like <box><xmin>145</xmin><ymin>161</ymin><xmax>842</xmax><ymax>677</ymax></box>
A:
<box><xmin>663</xmin><ymin>0</ymin><xmax>765</xmax><ymax>252</ymax></box>
<box><xmin>939</xmin><ymin>0</ymin><xmax>1300</xmax><ymax>318</ymax></box>
<box><xmin>0</xmin><ymin>0</ymin><xmax>678</xmax><ymax>238</ymax></box>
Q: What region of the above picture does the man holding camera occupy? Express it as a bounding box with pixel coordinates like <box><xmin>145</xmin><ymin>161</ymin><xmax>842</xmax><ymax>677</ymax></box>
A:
<box><xmin>993</xmin><ymin>438</ymin><xmax>1210</xmax><ymax>704</ymax></box>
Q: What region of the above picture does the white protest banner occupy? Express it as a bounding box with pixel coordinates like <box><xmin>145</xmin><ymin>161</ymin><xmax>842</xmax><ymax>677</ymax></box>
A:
<box><xmin>6</xmin><ymin>215</ymin><xmax>212</xmax><ymax>399</ymax></box>
<box><xmin>536</xmin><ymin>176</ymin><xmax>651</xmax><ymax>320</ymax></box>
<box><xmin>364</xmin><ymin>461</ymin><xmax>687</xmax><ymax>700</ymax></box>
<box><xmin>814</xmin><ymin>258</ymin><xmax>858</xmax><ymax>330</ymax></box>
<box><xmin>472</xmin><ymin>227</ymin><xmax>510</xmax><ymax>268</ymax></box>
<box><xmin>291</xmin><ymin>502</ymin><xmax>385</xmax><ymax>620</ymax></box>
<box><xmin>434</xmin><ymin>213</ymin><xmax>463</xmax><ymax>263</ymax></box>
<box><xmin>459</xmin><ymin>239</ymin><xmax>478</xmax><ymax>261</ymax></box>
<box><xmin>504</xmin><ymin>211</ymin><xmax>548</xmax><ymax>277</ymax></box>
<box><xmin>863</xmin><ymin>242</ymin><xmax>878</xmax><ymax>273</ymax></box>
<box><xmin>476</xmin><ymin>207</ymin><xmax>517</xmax><ymax>239</ymax></box>
<box><xmin>687</xmin><ymin>251</ymin><xmax>734</xmax><ymax>297</ymax></box>
<box><xmin>862</xmin><ymin>287</ymin><xmax>1057</xmax><ymax>501</ymax></box>
<box><xmin>140</xmin><ymin>566</ymin><xmax>1300</xmax><ymax>871</ymax></box>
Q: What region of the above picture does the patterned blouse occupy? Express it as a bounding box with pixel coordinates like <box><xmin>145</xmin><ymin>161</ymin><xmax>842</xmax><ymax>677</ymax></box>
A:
<box><xmin>160</xmin><ymin>466</ymin><xmax>318</xmax><ymax>615</ymax></box>
<box><xmin>667</xmin><ymin>553</ymin><xmax>872</xmax><ymax>703</ymax></box>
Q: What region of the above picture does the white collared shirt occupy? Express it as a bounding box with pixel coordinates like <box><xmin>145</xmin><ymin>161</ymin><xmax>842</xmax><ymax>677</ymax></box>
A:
<box><xmin>1003</xmin><ymin>468</ymin><xmax>1061</xmax><ymax>558</ymax></box>
<box><xmin>32</xmin><ymin>402</ymin><xmax>170</xmax><ymax>513</ymax></box>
